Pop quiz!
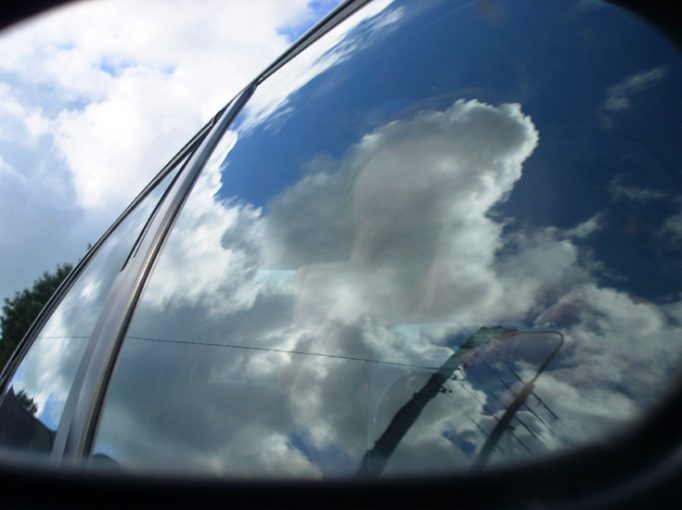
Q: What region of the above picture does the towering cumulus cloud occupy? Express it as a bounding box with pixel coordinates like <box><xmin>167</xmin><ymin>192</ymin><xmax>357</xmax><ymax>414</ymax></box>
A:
<box><xmin>267</xmin><ymin>100</ymin><xmax>539</xmax><ymax>324</ymax></box>
<box><xmin>93</xmin><ymin>98</ymin><xmax>682</xmax><ymax>476</ymax></box>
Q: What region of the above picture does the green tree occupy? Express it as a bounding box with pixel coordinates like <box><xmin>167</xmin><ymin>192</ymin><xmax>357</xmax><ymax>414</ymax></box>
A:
<box><xmin>0</xmin><ymin>264</ymin><xmax>72</xmax><ymax>372</ymax></box>
<box><xmin>16</xmin><ymin>389</ymin><xmax>38</xmax><ymax>415</ymax></box>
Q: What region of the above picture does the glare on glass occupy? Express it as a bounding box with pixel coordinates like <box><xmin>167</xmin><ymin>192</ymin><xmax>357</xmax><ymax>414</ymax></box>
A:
<box><xmin>84</xmin><ymin>0</ymin><xmax>682</xmax><ymax>477</ymax></box>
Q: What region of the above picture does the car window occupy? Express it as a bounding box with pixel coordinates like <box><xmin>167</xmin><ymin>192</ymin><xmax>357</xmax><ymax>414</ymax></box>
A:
<box><xmin>93</xmin><ymin>0</ymin><xmax>682</xmax><ymax>477</ymax></box>
<box><xmin>0</xmin><ymin>159</ymin><xmax>185</xmax><ymax>459</ymax></box>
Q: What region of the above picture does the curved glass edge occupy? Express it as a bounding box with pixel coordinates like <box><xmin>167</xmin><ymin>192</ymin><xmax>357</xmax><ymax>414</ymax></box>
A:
<box><xmin>0</xmin><ymin>151</ymin><xmax>193</xmax><ymax>461</ymax></box>
<box><xmin>54</xmin><ymin>87</ymin><xmax>254</xmax><ymax>464</ymax></box>
<box><xmin>0</xmin><ymin>119</ymin><xmax>213</xmax><ymax>391</ymax></box>
<box><xmin>91</xmin><ymin>0</ymin><xmax>682</xmax><ymax>479</ymax></box>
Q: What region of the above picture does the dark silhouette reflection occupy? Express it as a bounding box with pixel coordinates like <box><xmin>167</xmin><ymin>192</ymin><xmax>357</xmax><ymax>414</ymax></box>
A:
<box><xmin>359</xmin><ymin>328</ymin><xmax>565</xmax><ymax>476</ymax></box>
<box><xmin>91</xmin><ymin>0</ymin><xmax>682</xmax><ymax>477</ymax></box>
<box><xmin>91</xmin><ymin>452</ymin><xmax>119</xmax><ymax>469</ymax></box>
<box><xmin>0</xmin><ymin>158</ymin><xmax>184</xmax><ymax>460</ymax></box>
<box><xmin>0</xmin><ymin>387</ymin><xmax>55</xmax><ymax>453</ymax></box>
<box><xmin>358</xmin><ymin>327</ymin><xmax>516</xmax><ymax>476</ymax></box>
<box><xmin>473</xmin><ymin>330</ymin><xmax>563</xmax><ymax>469</ymax></box>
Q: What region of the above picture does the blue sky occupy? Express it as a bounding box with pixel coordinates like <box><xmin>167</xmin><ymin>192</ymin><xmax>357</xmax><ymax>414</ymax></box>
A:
<box><xmin>0</xmin><ymin>0</ymin><xmax>340</xmax><ymax>305</ymax></box>
<box><xmin>4</xmin><ymin>0</ymin><xmax>682</xmax><ymax>476</ymax></box>
<box><xmin>218</xmin><ymin>0</ymin><xmax>682</xmax><ymax>305</ymax></box>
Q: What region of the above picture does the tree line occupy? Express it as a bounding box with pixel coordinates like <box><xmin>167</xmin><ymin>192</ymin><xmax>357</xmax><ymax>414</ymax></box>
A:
<box><xmin>0</xmin><ymin>264</ymin><xmax>72</xmax><ymax>372</ymax></box>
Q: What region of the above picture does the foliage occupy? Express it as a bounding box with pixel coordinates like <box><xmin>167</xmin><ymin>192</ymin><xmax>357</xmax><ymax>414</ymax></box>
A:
<box><xmin>0</xmin><ymin>264</ymin><xmax>72</xmax><ymax>372</ymax></box>
<box><xmin>15</xmin><ymin>389</ymin><xmax>38</xmax><ymax>415</ymax></box>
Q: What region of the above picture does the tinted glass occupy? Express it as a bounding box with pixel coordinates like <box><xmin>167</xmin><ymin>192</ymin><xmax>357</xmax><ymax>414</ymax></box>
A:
<box><xmin>0</xmin><ymin>161</ymin><xmax>183</xmax><ymax>458</ymax></box>
<box><xmin>94</xmin><ymin>0</ymin><xmax>682</xmax><ymax>477</ymax></box>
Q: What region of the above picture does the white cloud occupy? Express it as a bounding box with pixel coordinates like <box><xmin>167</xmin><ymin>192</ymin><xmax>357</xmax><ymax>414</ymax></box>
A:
<box><xmin>239</xmin><ymin>0</ymin><xmax>398</xmax><ymax>133</ymax></box>
<box><xmin>278</xmin><ymin>100</ymin><xmax>544</xmax><ymax>326</ymax></box>
<box><xmin>9</xmin><ymin>68</ymin><xmax>682</xmax><ymax>474</ymax></box>
<box><xmin>603</xmin><ymin>66</ymin><xmax>667</xmax><ymax>113</ymax></box>
<box><xmin>0</xmin><ymin>0</ymin><xmax>321</xmax><ymax>212</ymax></box>
<box><xmin>532</xmin><ymin>284</ymin><xmax>682</xmax><ymax>439</ymax></box>
<box><xmin>52</xmin><ymin>65</ymin><xmax>204</xmax><ymax>210</ymax></box>
<box><xmin>106</xmin><ymin>94</ymin><xmax>682</xmax><ymax>476</ymax></box>
<box><xmin>0</xmin><ymin>124</ymin><xmax>92</xmax><ymax>306</ymax></box>
<box><xmin>0</xmin><ymin>0</ymin><xmax>339</xmax><ymax>302</ymax></box>
<box><xmin>608</xmin><ymin>176</ymin><xmax>666</xmax><ymax>204</ymax></box>
<box><xmin>5</xmin><ymin>180</ymin><xmax>180</xmax><ymax>431</ymax></box>
<box><xmin>658</xmin><ymin>198</ymin><xmax>682</xmax><ymax>248</ymax></box>
<box><xmin>0</xmin><ymin>83</ymin><xmax>49</xmax><ymax>144</ymax></box>
<box><xmin>94</xmin><ymin>98</ymin><xmax>582</xmax><ymax>475</ymax></box>
<box><xmin>4</xmin><ymin>1</ymin><xmax>680</xmax><ymax>474</ymax></box>
<box><xmin>564</xmin><ymin>213</ymin><xmax>603</xmax><ymax>238</ymax></box>
<box><xmin>0</xmin><ymin>154</ymin><xmax>23</xmax><ymax>182</ymax></box>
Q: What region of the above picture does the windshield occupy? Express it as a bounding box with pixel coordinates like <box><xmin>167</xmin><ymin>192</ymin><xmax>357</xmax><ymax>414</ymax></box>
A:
<box><xmin>91</xmin><ymin>0</ymin><xmax>682</xmax><ymax>477</ymax></box>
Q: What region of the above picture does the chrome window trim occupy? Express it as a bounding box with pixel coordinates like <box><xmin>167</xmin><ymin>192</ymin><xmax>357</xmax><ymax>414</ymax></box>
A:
<box><xmin>52</xmin><ymin>85</ymin><xmax>256</xmax><ymax>463</ymax></box>
<box><xmin>0</xmin><ymin>0</ymin><xmax>372</xmax><ymax>465</ymax></box>
<box><xmin>65</xmin><ymin>1</ymin><xmax>682</xmax><ymax>502</ymax></box>
<box><xmin>1</xmin><ymin>1</ymin><xmax>681</xmax><ymax>508</ymax></box>
<box><xmin>55</xmin><ymin>0</ymin><xmax>378</xmax><ymax>463</ymax></box>
<box><xmin>254</xmin><ymin>0</ymin><xmax>370</xmax><ymax>84</ymax></box>
<box><xmin>0</xmin><ymin>116</ymin><xmax>215</xmax><ymax>395</ymax></box>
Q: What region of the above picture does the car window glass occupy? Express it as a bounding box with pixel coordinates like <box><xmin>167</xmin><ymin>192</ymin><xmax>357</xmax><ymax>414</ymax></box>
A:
<box><xmin>0</xmin><ymin>160</ymin><xmax>184</xmax><ymax>459</ymax></box>
<box><xmin>93</xmin><ymin>0</ymin><xmax>682</xmax><ymax>477</ymax></box>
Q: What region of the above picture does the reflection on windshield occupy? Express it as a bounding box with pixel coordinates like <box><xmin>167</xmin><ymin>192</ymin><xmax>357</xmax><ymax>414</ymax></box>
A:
<box><xmin>239</xmin><ymin>0</ymin><xmax>398</xmax><ymax>134</ymax></box>
<box><xmin>357</xmin><ymin>328</ymin><xmax>565</xmax><ymax>476</ymax></box>
<box><xmin>93</xmin><ymin>0</ymin><xmax>682</xmax><ymax>477</ymax></box>
<box><xmin>0</xmin><ymin>162</ymin><xmax>183</xmax><ymax>456</ymax></box>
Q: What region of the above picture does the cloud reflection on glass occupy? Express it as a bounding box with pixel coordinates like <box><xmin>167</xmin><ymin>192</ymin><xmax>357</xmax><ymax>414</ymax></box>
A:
<box><xmin>0</xmin><ymin>163</ymin><xmax>182</xmax><ymax>455</ymax></box>
<box><xmin>92</xmin><ymin>0</ymin><xmax>682</xmax><ymax>478</ymax></box>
